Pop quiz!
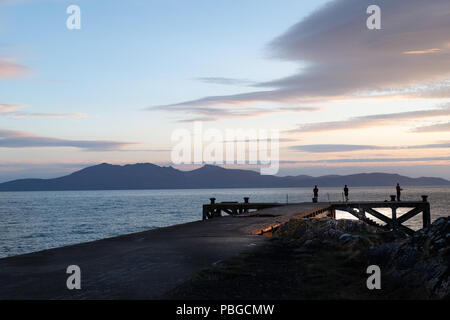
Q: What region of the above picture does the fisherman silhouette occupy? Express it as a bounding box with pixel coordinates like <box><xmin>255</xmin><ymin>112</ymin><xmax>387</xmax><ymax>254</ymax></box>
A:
<box><xmin>313</xmin><ymin>185</ymin><xmax>319</xmax><ymax>202</ymax></box>
<box><xmin>396</xmin><ymin>183</ymin><xmax>403</xmax><ymax>201</ymax></box>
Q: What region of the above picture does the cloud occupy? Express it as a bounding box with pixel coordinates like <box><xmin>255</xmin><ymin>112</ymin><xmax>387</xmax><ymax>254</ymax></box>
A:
<box><xmin>0</xmin><ymin>129</ymin><xmax>134</xmax><ymax>151</ymax></box>
<box><xmin>290</xmin><ymin>144</ymin><xmax>385</xmax><ymax>153</ymax></box>
<box><xmin>412</xmin><ymin>121</ymin><xmax>450</xmax><ymax>132</ymax></box>
<box><xmin>156</xmin><ymin>0</ymin><xmax>450</xmax><ymax>111</ymax></box>
<box><xmin>312</xmin><ymin>156</ymin><xmax>450</xmax><ymax>164</ymax></box>
<box><xmin>288</xmin><ymin>105</ymin><xmax>450</xmax><ymax>133</ymax></box>
<box><xmin>223</xmin><ymin>137</ymin><xmax>297</xmax><ymax>143</ymax></box>
<box><xmin>0</xmin><ymin>104</ymin><xmax>23</xmax><ymax>114</ymax></box>
<box><xmin>0</xmin><ymin>104</ymin><xmax>88</xmax><ymax>119</ymax></box>
<box><xmin>0</xmin><ymin>58</ymin><xmax>30</xmax><ymax>78</ymax></box>
<box><xmin>283</xmin><ymin>156</ymin><xmax>450</xmax><ymax>164</ymax></box>
<box><xmin>151</xmin><ymin>104</ymin><xmax>319</xmax><ymax>122</ymax></box>
<box><xmin>173</xmin><ymin>106</ymin><xmax>273</xmax><ymax>122</ymax></box>
<box><xmin>290</xmin><ymin>142</ymin><xmax>450</xmax><ymax>153</ymax></box>
<box><xmin>11</xmin><ymin>112</ymin><xmax>88</xmax><ymax>119</ymax></box>
<box><xmin>195</xmin><ymin>77</ymin><xmax>256</xmax><ymax>86</ymax></box>
<box><xmin>403</xmin><ymin>48</ymin><xmax>441</xmax><ymax>55</ymax></box>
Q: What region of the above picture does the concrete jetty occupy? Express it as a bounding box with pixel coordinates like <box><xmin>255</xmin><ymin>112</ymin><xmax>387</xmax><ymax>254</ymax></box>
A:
<box><xmin>0</xmin><ymin>203</ymin><xmax>328</xmax><ymax>299</ymax></box>
<box><xmin>0</xmin><ymin>199</ymin><xmax>430</xmax><ymax>299</ymax></box>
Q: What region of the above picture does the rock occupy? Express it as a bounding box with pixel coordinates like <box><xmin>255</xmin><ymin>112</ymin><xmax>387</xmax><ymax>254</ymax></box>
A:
<box><xmin>275</xmin><ymin>215</ymin><xmax>449</xmax><ymax>299</ymax></box>
<box><xmin>367</xmin><ymin>216</ymin><xmax>450</xmax><ymax>299</ymax></box>
<box><xmin>339</xmin><ymin>233</ymin><xmax>353</xmax><ymax>241</ymax></box>
<box><xmin>293</xmin><ymin>247</ymin><xmax>311</xmax><ymax>254</ymax></box>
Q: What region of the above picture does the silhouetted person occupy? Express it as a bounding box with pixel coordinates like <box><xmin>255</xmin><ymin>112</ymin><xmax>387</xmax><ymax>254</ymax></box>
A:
<box><xmin>344</xmin><ymin>185</ymin><xmax>349</xmax><ymax>202</ymax></box>
<box><xmin>396</xmin><ymin>183</ymin><xmax>403</xmax><ymax>201</ymax></box>
<box><xmin>313</xmin><ymin>185</ymin><xmax>319</xmax><ymax>202</ymax></box>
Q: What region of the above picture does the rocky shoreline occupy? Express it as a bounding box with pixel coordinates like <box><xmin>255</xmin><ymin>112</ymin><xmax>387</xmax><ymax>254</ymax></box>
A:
<box><xmin>165</xmin><ymin>216</ymin><xmax>449</xmax><ymax>299</ymax></box>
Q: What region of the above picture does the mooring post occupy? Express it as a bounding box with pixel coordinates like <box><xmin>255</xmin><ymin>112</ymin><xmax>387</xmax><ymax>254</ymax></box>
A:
<box><xmin>390</xmin><ymin>195</ymin><xmax>396</xmax><ymax>202</ymax></box>
<box><xmin>421</xmin><ymin>195</ymin><xmax>428</xmax><ymax>202</ymax></box>
<box><xmin>209</xmin><ymin>198</ymin><xmax>221</xmax><ymax>218</ymax></box>
<box><xmin>243</xmin><ymin>197</ymin><xmax>249</xmax><ymax>213</ymax></box>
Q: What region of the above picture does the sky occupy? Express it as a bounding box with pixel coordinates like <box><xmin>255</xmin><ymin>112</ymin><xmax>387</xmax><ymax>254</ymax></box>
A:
<box><xmin>0</xmin><ymin>0</ymin><xmax>449</xmax><ymax>182</ymax></box>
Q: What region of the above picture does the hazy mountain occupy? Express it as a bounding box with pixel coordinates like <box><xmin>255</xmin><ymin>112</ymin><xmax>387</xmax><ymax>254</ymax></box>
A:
<box><xmin>0</xmin><ymin>163</ymin><xmax>448</xmax><ymax>191</ymax></box>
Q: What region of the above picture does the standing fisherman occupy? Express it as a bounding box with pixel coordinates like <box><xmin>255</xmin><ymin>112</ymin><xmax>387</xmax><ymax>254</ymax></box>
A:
<box><xmin>313</xmin><ymin>185</ymin><xmax>319</xmax><ymax>203</ymax></box>
<box><xmin>396</xmin><ymin>183</ymin><xmax>403</xmax><ymax>201</ymax></box>
<box><xmin>344</xmin><ymin>185</ymin><xmax>349</xmax><ymax>202</ymax></box>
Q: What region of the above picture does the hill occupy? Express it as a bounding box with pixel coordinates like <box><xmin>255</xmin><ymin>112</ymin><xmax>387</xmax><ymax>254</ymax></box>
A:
<box><xmin>0</xmin><ymin>163</ymin><xmax>448</xmax><ymax>191</ymax></box>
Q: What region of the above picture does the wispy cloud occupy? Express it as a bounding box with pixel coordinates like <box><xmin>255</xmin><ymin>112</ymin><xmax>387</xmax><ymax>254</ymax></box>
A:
<box><xmin>195</xmin><ymin>77</ymin><xmax>256</xmax><ymax>86</ymax></box>
<box><xmin>309</xmin><ymin>157</ymin><xmax>450</xmax><ymax>164</ymax></box>
<box><xmin>283</xmin><ymin>156</ymin><xmax>450</xmax><ymax>164</ymax></box>
<box><xmin>151</xmin><ymin>104</ymin><xmax>319</xmax><ymax>122</ymax></box>
<box><xmin>0</xmin><ymin>104</ymin><xmax>88</xmax><ymax>119</ymax></box>
<box><xmin>0</xmin><ymin>104</ymin><xmax>23</xmax><ymax>114</ymax></box>
<box><xmin>403</xmin><ymin>48</ymin><xmax>441</xmax><ymax>55</ymax></box>
<box><xmin>0</xmin><ymin>58</ymin><xmax>30</xmax><ymax>78</ymax></box>
<box><xmin>11</xmin><ymin>112</ymin><xmax>88</xmax><ymax>119</ymax></box>
<box><xmin>412</xmin><ymin>122</ymin><xmax>450</xmax><ymax>132</ymax></box>
<box><xmin>155</xmin><ymin>0</ymin><xmax>450</xmax><ymax>112</ymax></box>
<box><xmin>290</xmin><ymin>143</ymin><xmax>450</xmax><ymax>153</ymax></box>
<box><xmin>0</xmin><ymin>129</ymin><xmax>134</xmax><ymax>151</ymax></box>
<box><xmin>288</xmin><ymin>105</ymin><xmax>450</xmax><ymax>133</ymax></box>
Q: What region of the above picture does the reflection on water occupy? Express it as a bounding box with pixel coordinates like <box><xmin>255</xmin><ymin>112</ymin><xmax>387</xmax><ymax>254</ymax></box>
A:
<box><xmin>0</xmin><ymin>186</ymin><xmax>448</xmax><ymax>258</ymax></box>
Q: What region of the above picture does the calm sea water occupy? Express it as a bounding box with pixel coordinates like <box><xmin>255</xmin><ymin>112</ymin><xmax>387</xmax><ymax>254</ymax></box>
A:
<box><xmin>0</xmin><ymin>186</ymin><xmax>448</xmax><ymax>258</ymax></box>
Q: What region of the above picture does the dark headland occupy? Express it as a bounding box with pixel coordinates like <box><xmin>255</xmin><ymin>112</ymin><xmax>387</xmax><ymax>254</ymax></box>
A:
<box><xmin>0</xmin><ymin>162</ymin><xmax>448</xmax><ymax>191</ymax></box>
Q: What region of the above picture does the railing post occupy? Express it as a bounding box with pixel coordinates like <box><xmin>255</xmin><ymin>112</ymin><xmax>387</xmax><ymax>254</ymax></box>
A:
<box><xmin>329</xmin><ymin>207</ymin><xmax>336</xmax><ymax>219</ymax></box>
<box><xmin>202</xmin><ymin>205</ymin><xmax>208</xmax><ymax>220</ymax></box>
<box><xmin>423</xmin><ymin>202</ymin><xmax>431</xmax><ymax>229</ymax></box>
<box><xmin>392</xmin><ymin>206</ymin><xmax>397</xmax><ymax>230</ymax></box>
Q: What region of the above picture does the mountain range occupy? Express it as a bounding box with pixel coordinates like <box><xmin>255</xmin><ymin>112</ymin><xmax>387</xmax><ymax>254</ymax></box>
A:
<box><xmin>0</xmin><ymin>163</ymin><xmax>448</xmax><ymax>191</ymax></box>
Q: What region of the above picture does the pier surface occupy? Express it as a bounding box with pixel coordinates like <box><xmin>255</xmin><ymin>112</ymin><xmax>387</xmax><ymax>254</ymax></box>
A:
<box><xmin>0</xmin><ymin>203</ymin><xmax>327</xmax><ymax>299</ymax></box>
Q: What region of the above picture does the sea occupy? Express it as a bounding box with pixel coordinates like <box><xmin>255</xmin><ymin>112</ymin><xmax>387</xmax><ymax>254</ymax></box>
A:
<box><xmin>0</xmin><ymin>186</ymin><xmax>448</xmax><ymax>258</ymax></box>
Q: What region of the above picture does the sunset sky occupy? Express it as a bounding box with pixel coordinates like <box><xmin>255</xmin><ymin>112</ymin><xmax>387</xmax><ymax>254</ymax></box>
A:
<box><xmin>1</xmin><ymin>0</ymin><xmax>449</xmax><ymax>182</ymax></box>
